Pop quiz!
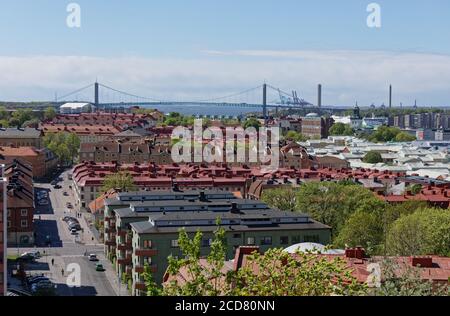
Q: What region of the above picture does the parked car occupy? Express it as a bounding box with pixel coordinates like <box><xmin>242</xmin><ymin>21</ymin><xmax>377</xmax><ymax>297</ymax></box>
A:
<box><xmin>28</xmin><ymin>276</ymin><xmax>49</xmax><ymax>285</ymax></box>
<box><xmin>69</xmin><ymin>223</ymin><xmax>81</xmax><ymax>231</ymax></box>
<box><xmin>27</xmin><ymin>250</ymin><xmax>41</xmax><ymax>258</ymax></box>
<box><xmin>37</xmin><ymin>191</ymin><xmax>48</xmax><ymax>199</ymax></box>
<box><xmin>38</xmin><ymin>199</ymin><xmax>49</xmax><ymax>206</ymax></box>
<box><xmin>89</xmin><ymin>254</ymin><xmax>98</xmax><ymax>262</ymax></box>
<box><xmin>63</xmin><ymin>191</ymin><xmax>69</xmax><ymax>196</ymax></box>
<box><xmin>67</xmin><ymin>204</ymin><xmax>73</xmax><ymax>209</ymax></box>
<box><xmin>54</xmin><ymin>185</ymin><xmax>62</xmax><ymax>190</ymax></box>
<box><xmin>18</xmin><ymin>253</ymin><xmax>35</xmax><ymax>262</ymax></box>
<box><xmin>95</xmin><ymin>263</ymin><xmax>105</xmax><ymax>272</ymax></box>
<box><xmin>31</xmin><ymin>282</ymin><xmax>54</xmax><ymax>293</ymax></box>
<box><xmin>71</xmin><ymin>228</ymin><xmax>78</xmax><ymax>235</ymax></box>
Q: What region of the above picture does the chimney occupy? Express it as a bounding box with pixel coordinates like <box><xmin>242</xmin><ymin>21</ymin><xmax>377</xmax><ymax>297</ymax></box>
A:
<box><xmin>317</xmin><ymin>84</ymin><xmax>322</xmax><ymax>108</ymax></box>
<box><xmin>199</xmin><ymin>191</ymin><xmax>208</xmax><ymax>202</ymax></box>
<box><xmin>233</xmin><ymin>246</ymin><xmax>260</xmax><ymax>271</ymax></box>
<box><xmin>345</xmin><ymin>247</ymin><xmax>366</xmax><ymax>260</ymax></box>
<box><xmin>389</xmin><ymin>85</ymin><xmax>393</xmax><ymax>108</ymax></box>
<box><xmin>411</xmin><ymin>257</ymin><xmax>433</xmax><ymax>268</ymax></box>
<box><xmin>230</xmin><ymin>202</ymin><xmax>240</xmax><ymax>214</ymax></box>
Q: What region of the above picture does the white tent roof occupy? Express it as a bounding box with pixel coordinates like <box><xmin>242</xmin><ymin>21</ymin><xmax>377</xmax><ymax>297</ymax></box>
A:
<box><xmin>284</xmin><ymin>243</ymin><xmax>345</xmax><ymax>255</ymax></box>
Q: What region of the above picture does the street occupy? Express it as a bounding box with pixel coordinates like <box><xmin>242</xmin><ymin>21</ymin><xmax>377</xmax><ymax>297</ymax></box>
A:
<box><xmin>8</xmin><ymin>168</ymin><xmax>127</xmax><ymax>296</ymax></box>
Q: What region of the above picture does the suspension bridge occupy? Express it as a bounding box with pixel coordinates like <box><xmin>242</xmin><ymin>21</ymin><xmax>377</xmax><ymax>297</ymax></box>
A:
<box><xmin>52</xmin><ymin>82</ymin><xmax>346</xmax><ymax>118</ymax></box>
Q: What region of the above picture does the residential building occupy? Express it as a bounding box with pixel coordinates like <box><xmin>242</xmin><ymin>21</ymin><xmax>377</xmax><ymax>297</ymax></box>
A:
<box><xmin>125</xmin><ymin>195</ymin><xmax>330</xmax><ymax>294</ymax></box>
<box><xmin>72</xmin><ymin>162</ymin><xmax>250</xmax><ymax>210</ymax></box>
<box><xmin>46</xmin><ymin>112</ymin><xmax>160</xmax><ymax>129</ymax></box>
<box><xmin>5</xmin><ymin>160</ymin><xmax>34</xmax><ymax>246</ymax></box>
<box><xmin>41</xmin><ymin>124</ymin><xmax>122</xmax><ymax>144</ymax></box>
<box><xmin>0</xmin><ymin>146</ymin><xmax>57</xmax><ymax>178</ymax></box>
<box><xmin>301</xmin><ymin>113</ymin><xmax>334</xmax><ymax>139</ymax></box>
<box><xmin>163</xmin><ymin>246</ymin><xmax>450</xmax><ymax>292</ymax></box>
<box><xmin>0</xmin><ymin>128</ymin><xmax>43</xmax><ymax>149</ymax></box>
<box><xmin>0</xmin><ymin>164</ymin><xmax>7</xmax><ymax>296</ymax></box>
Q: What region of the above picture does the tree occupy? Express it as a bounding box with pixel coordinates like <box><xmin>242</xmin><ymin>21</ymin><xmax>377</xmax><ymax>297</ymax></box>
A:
<box><xmin>101</xmin><ymin>172</ymin><xmax>137</xmax><ymax>193</ymax></box>
<box><xmin>296</xmin><ymin>182</ymin><xmax>386</xmax><ymax>238</ymax></box>
<box><xmin>143</xmin><ymin>263</ymin><xmax>162</xmax><ymax>296</ymax></box>
<box><xmin>374</xmin><ymin>258</ymin><xmax>449</xmax><ymax>296</ymax></box>
<box><xmin>366</xmin><ymin>126</ymin><xmax>405</xmax><ymax>143</ymax></box>
<box><xmin>43</xmin><ymin>132</ymin><xmax>81</xmax><ymax>165</ymax></box>
<box><xmin>261</xmin><ymin>187</ymin><xmax>298</xmax><ymax>212</ymax></box>
<box><xmin>163</xmin><ymin>220</ymin><xmax>228</xmax><ymax>296</ymax></box>
<box><xmin>11</xmin><ymin>108</ymin><xmax>33</xmax><ymax>127</ymax></box>
<box><xmin>386</xmin><ymin>208</ymin><xmax>450</xmax><ymax>257</ymax></box>
<box><xmin>363</xmin><ymin>151</ymin><xmax>383</xmax><ymax>164</ymax></box>
<box><xmin>329</xmin><ymin>123</ymin><xmax>354</xmax><ymax>136</ymax></box>
<box><xmin>395</xmin><ymin>132</ymin><xmax>416</xmax><ymax>142</ymax></box>
<box><xmin>285</xmin><ymin>130</ymin><xmax>307</xmax><ymax>142</ymax></box>
<box><xmin>334</xmin><ymin>210</ymin><xmax>383</xmax><ymax>254</ymax></box>
<box><xmin>243</xmin><ymin>118</ymin><xmax>261</xmax><ymax>131</ymax></box>
<box><xmin>0</xmin><ymin>106</ymin><xmax>8</xmax><ymax>120</ymax></box>
<box><xmin>230</xmin><ymin>248</ymin><xmax>366</xmax><ymax>296</ymax></box>
<box><xmin>44</xmin><ymin>107</ymin><xmax>57</xmax><ymax>121</ymax></box>
<box><xmin>66</xmin><ymin>133</ymin><xmax>81</xmax><ymax>164</ymax></box>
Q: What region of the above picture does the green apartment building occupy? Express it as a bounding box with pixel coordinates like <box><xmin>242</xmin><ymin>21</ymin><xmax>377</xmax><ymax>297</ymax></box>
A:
<box><xmin>103</xmin><ymin>190</ymin><xmax>331</xmax><ymax>296</ymax></box>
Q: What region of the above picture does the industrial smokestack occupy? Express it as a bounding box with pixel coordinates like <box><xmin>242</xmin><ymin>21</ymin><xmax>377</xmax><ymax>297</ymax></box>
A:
<box><xmin>389</xmin><ymin>85</ymin><xmax>392</xmax><ymax>108</ymax></box>
<box><xmin>318</xmin><ymin>84</ymin><xmax>322</xmax><ymax>108</ymax></box>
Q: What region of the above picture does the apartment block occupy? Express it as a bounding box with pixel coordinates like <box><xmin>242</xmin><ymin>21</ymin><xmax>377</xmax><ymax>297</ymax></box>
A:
<box><xmin>301</xmin><ymin>113</ymin><xmax>334</xmax><ymax>139</ymax></box>
<box><xmin>5</xmin><ymin>160</ymin><xmax>35</xmax><ymax>246</ymax></box>
<box><xmin>0</xmin><ymin>128</ymin><xmax>43</xmax><ymax>149</ymax></box>
<box><xmin>128</xmin><ymin>198</ymin><xmax>330</xmax><ymax>295</ymax></box>
<box><xmin>0</xmin><ymin>164</ymin><xmax>7</xmax><ymax>296</ymax></box>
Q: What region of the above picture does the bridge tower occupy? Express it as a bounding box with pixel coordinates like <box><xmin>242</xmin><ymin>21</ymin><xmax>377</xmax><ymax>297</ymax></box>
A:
<box><xmin>94</xmin><ymin>82</ymin><xmax>99</xmax><ymax>109</ymax></box>
<box><xmin>263</xmin><ymin>83</ymin><xmax>267</xmax><ymax>126</ymax></box>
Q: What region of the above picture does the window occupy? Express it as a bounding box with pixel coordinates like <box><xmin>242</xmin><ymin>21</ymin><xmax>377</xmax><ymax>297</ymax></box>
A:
<box><xmin>7</xmin><ymin>221</ymin><xmax>11</xmax><ymax>228</ymax></box>
<box><xmin>142</xmin><ymin>256</ymin><xmax>153</xmax><ymax>266</ymax></box>
<box><xmin>246</xmin><ymin>237</ymin><xmax>255</xmax><ymax>246</ymax></box>
<box><xmin>21</xmin><ymin>209</ymin><xmax>28</xmax><ymax>216</ymax></box>
<box><xmin>202</xmin><ymin>238</ymin><xmax>212</xmax><ymax>247</ymax></box>
<box><xmin>292</xmin><ymin>236</ymin><xmax>301</xmax><ymax>244</ymax></box>
<box><xmin>261</xmin><ymin>236</ymin><xmax>272</xmax><ymax>246</ymax></box>
<box><xmin>233</xmin><ymin>233</ymin><xmax>242</xmax><ymax>239</ymax></box>
<box><xmin>304</xmin><ymin>235</ymin><xmax>320</xmax><ymax>243</ymax></box>
<box><xmin>21</xmin><ymin>220</ymin><xmax>28</xmax><ymax>228</ymax></box>
<box><xmin>171</xmin><ymin>240</ymin><xmax>179</xmax><ymax>248</ymax></box>
<box><xmin>143</xmin><ymin>240</ymin><xmax>152</xmax><ymax>249</ymax></box>
<box><xmin>280</xmin><ymin>236</ymin><xmax>289</xmax><ymax>245</ymax></box>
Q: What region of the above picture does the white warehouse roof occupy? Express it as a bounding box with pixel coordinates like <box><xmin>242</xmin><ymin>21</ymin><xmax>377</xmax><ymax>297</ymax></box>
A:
<box><xmin>60</xmin><ymin>102</ymin><xmax>92</xmax><ymax>109</ymax></box>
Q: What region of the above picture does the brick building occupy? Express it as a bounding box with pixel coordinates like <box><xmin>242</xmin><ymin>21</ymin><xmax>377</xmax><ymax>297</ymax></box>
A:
<box><xmin>0</xmin><ymin>128</ymin><xmax>43</xmax><ymax>149</ymax></box>
<box><xmin>5</xmin><ymin>160</ymin><xmax>34</xmax><ymax>246</ymax></box>
<box><xmin>0</xmin><ymin>164</ymin><xmax>7</xmax><ymax>296</ymax></box>
<box><xmin>301</xmin><ymin>113</ymin><xmax>334</xmax><ymax>139</ymax></box>
<box><xmin>0</xmin><ymin>146</ymin><xmax>57</xmax><ymax>178</ymax></box>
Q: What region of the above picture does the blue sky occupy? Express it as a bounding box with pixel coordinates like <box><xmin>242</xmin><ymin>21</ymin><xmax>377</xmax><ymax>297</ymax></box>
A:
<box><xmin>0</xmin><ymin>0</ymin><xmax>450</xmax><ymax>105</ymax></box>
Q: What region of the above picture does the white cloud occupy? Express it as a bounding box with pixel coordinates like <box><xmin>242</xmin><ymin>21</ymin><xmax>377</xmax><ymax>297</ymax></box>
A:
<box><xmin>0</xmin><ymin>50</ymin><xmax>449</xmax><ymax>106</ymax></box>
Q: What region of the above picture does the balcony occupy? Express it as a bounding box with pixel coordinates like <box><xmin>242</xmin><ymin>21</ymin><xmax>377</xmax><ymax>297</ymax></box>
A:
<box><xmin>105</xmin><ymin>227</ymin><xmax>116</xmax><ymax>234</ymax></box>
<box><xmin>117</xmin><ymin>256</ymin><xmax>132</xmax><ymax>265</ymax></box>
<box><xmin>117</xmin><ymin>230</ymin><xmax>127</xmax><ymax>237</ymax></box>
<box><xmin>135</xmin><ymin>265</ymin><xmax>157</xmax><ymax>274</ymax></box>
<box><xmin>135</xmin><ymin>282</ymin><xmax>147</xmax><ymax>291</ymax></box>
<box><xmin>117</xmin><ymin>243</ymin><xmax>132</xmax><ymax>251</ymax></box>
<box><xmin>135</xmin><ymin>248</ymin><xmax>158</xmax><ymax>257</ymax></box>
<box><xmin>105</xmin><ymin>240</ymin><xmax>116</xmax><ymax>247</ymax></box>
